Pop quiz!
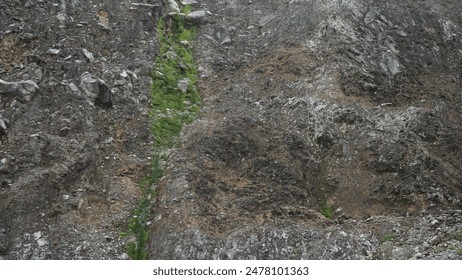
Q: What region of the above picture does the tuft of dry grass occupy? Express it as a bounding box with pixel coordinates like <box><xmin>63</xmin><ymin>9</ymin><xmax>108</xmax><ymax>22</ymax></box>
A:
<box><xmin>0</xmin><ymin>35</ymin><xmax>26</xmax><ymax>72</ymax></box>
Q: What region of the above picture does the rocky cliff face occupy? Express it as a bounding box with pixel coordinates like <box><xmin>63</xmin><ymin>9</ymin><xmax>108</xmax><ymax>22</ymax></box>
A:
<box><xmin>148</xmin><ymin>0</ymin><xmax>462</xmax><ymax>259</ymax></box>
<box><xmin>1</xmin><ymin>0</ymin><xmax>461</xmax><ymax>260</ymax></box>
<box><xmin>0</xmin><ymin>0</ymin><xmax>160</xmax><ymax>259</ymax></box>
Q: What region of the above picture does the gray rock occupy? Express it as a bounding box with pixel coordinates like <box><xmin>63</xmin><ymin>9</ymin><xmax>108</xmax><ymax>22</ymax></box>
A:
<box><xmin>186</xmin><ymin>10</ymin><xmax>208</xmax><ymax>21</ymax></box>
<box><xmin>130</xmin><ymin>3</ymin><xmax>159</xmax><ymax>8</ymax></box>
<box><xmin>0</xmin><ymin>114</ymin><xmax>8</xmax><ymax>134</ymax></box>
<box><xmin>68</xmin><ymin>82</ymin><xmax>80</xmax><ymax>93</ymax></box>
<box><xmin>24</xmin><ymin>1</ymin><xmax>34</xmax><ymax>8</ymax></box>
<box><xmin>258</xmin><ymin>15</ymin><xmax>276</xmax><ymax>27</ymax></box>
<box><xmin>0</xmin><ymin>79</ymin><xmax>39</xmax><ymax>102</ymax></box>
<box><xmin>168</xmin><ymin>0</ymin><xmax>180</xmax><ymax>13</ymax></box>
<box><xmin>82</xmin><ymin>48</ymin><xmax>94</xmax><ymax>62</ymax></box>
<box><xmin>80</xmin><ymin>72</ymin><xmax>98</xmax><ymax>98</ymax></box>
<box><xmin>79</xmin><ymin>72</ymin><xmax>113</xmax><ymax>108</ymax></box>
<box><xmin>177</xmin><ymin>78</ymin><xmax>190</xmax><ymax>93</ymax></box>
<box><xmin>180</xmin><ymin>0</ymin><xmax>198</xmax><ymax>5</ymax></box>
<box><xmin>215</xmin><ymin>27</ymin><xmax>231</xmax><ymax>45</ymax></box>
<box><xmin>37</xmin><ymin>239</ymin><xmax>47</xmax><ymax>247</ymax></box>
<box><xmin>57</xmin><ymin>13</ymin><xmax>66</xmax><ymax>28</ymax></box>
<box><xmin>46</xmin><ymin>48</ymin><xmax>60</xmax><ymax>55</ymax></box>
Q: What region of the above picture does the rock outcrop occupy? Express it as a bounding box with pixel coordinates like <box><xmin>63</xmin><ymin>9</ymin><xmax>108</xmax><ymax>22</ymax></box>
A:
<box><xmin>0</xmin><ymin>0</ymin><xmax>160</xmax><ymax>259</ymax></box>
<box><xmin>1</xmin><ymin>0</ymin><xmax>461</xmax><ymax>260</ymax></box>
<box><xmin>148</xmin><ymin>0</ymin><xmax>462</xmax><ymax>259</ymax></box>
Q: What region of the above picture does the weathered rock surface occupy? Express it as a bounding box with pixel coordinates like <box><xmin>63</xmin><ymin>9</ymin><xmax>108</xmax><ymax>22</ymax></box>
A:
<box><xmin>0</xmin><ymin>0</ymin><xmax>160</xmax><ymax>259</ymax></box>
<box><xmin>1</xmin><ymin>0</ymin><xmax>461</xmax><ymax>260</ymax></box>
<box><xmin>148</xmin><ymin>0</ymin><xmax>462</xmax><ymax>259</ymax></box>
<box><xmin>0</xmin><ymin>79</ymin><xmax>39</xmax><ymax>102</ymax></box>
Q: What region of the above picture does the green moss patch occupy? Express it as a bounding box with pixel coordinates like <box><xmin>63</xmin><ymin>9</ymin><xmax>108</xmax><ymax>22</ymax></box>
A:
<box><xmin>125</xmin><ymin>6</ymin><xmax>200</xmax><ymax>260</ymax></box>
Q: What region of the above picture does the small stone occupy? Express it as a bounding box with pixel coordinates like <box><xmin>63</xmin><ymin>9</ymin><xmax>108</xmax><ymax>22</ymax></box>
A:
<box><xmin>216</xmin><ymin>27</ymin><xmax>231</xmax><ymax>45</ymax></box>
<box><xmin>24</xmin><ymin>0</ymin><xmax>33</xmax><ymax>8</ymax></box>
<box><xmin>429</xmin><ymin>235</ymin><xmax>440</xmax><ymax>245</ymax></box>
<box><xmin>397</xmin><ymin>30</ymin><xmax>407</xmax><ymax>36</ymax></box>
<box><xmin>363</xmin><ymin>82</ymin><xmax>377</xmax><ymax>90</ymax></box>
<box><xmin>0</xmin><ymin>79</ymin><xmax>39</xmax><ymax>102</ymax></box>
<box><xmin>82</xmin><ymin>48</ymin><xmax>95</xmax><ymax>62</ymax></box>
<box><xmin>34</xmin><ymin>68</ymin><xmax>43</xmax><ymax>81</ymax></box>
<box><xmin>37</xmin><ymin>238</ymin><xmax>47</xmax><ymax>247</ymax></box>
<box><xmin>120</xmin><ymin>71</ymin><xmax>129</xmax><ymax>78</ymax></box>
<box><xmin>126</xmin><ymin>70</ymin><xmax>138</xmax><ymax>79</ymax></box>
<box><xmin>177</xmin><ymin>78</ymin><xmax>190</xmax><ymax>93</ymax></box>
<box><xmin>221</xmin><ymin>36</ymin><xmax>231</xmax><ymax>45</ymax></box>
<box><xmin>47</xmin><ymin>48</ymin><xmax>60</xmax><ymax>55</ymax></box>
<box><xmin>68</xmin><ymin>82</ymin><xmax>79</xmax><ymax>92</ymax></box>
<box><xmin>259</xmin><ymin>15</ymin><xmax>276</xmax><ymax>27</ymax></box>
<box><xmin>186</xmin><ymin>10</ymin><xmax>208</xmax><ymax>21</ymax></box>
<box><xmin>102</xmin><ymin>137</ymin><xmax>114</xmax><ymax>144</ymax></box>
<box><xmin>62</xmin><ymin>194</ymin><xmax>70</xmax><ymax>200</ymax></box>
<box><xmin>33</xmin><ymin>231</ymin><xmax>42</xmax><ymax>240</ymax></box>
<box><xmin>57</xmin><ymin>13</ymin><xmax>66</xmax><ymax>28</ymax></box>
<box><xmin>180</xmin><ymin>40</ymin><xmax>191</xmax><ymax>47</ymax></box>
<box><xmin>167</xmin><ymin>0</ymin><xmax>180</xmax><ymax>13</ymax></box>
<box><xmin>80</xmin><ymin>72</ymin><xmax>113</xmax><ymax>108</ymax></box>
<box><xmin>0</xmin><ymin>114</ymin><xmax>8</xmax><ymax>134</ymax></box>
<box><xmin>180</xmin><ymin>0</ymin><xmax>198</xmax><ymax>5</ymax></box>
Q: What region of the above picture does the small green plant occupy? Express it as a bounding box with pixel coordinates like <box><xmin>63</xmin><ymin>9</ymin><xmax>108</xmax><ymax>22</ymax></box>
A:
<box><xmin>447</xmin><ymin>245</ymin><xmax>462</xmax><ymax>255</ymax></box>
<box><xmin>320</xmin><ymin>206</ymin><xmax>334</xmax><ymax>219</ymax></box>
<box><xmin>181</xmin><ymin>4</ymin><xmax>193</xmax><ymax>14</ymax></box>
<box><xmin>151</xmin><ymin>155</ymin><xmax>165</xmax><ymax>184</ymax></box>
<box><xmin>316</xmin><ymin>154</ymin><xmax>335</xmax><ymax>219</ymax></box>
<box><xmin>453</xmin><ymin>230</ymin><xmax>462</xmax><ymax>241</ymax></box>
<box><xmin>381</xmin><ymin>233</ymin><xmax>396</xmax><ymax>243</ymax></box>
<box><xmin>125</xmin><ymin>174</ymin><xmax>157</xmax><ymax>260</ymax></box>
<box><xmin>443</xmin><ymin>230</ymin><xmax>462</xmax><ymax>255</ymax></box>
<box><xmin>119</xmin><ymin>231</ymin><xmax>129</xmax><ymax>238</ymax></box>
